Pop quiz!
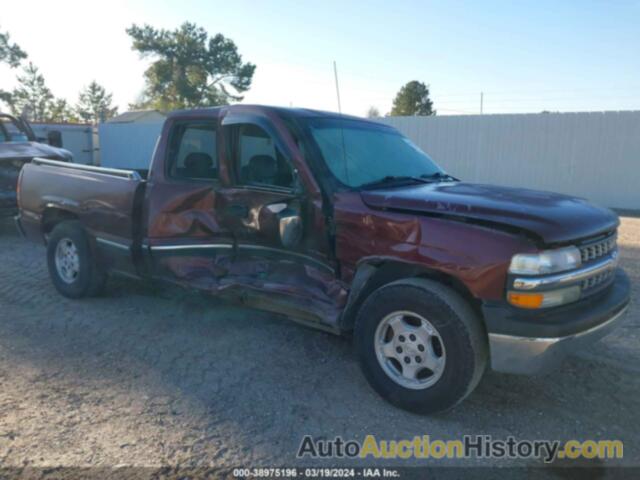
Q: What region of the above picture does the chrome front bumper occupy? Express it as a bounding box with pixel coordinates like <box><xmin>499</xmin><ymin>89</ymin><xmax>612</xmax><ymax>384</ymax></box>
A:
<box><xmin>486</xmin><ymin>265</ymin><xmax>631</xmax><ymax>374</ymax></box>
<box><xmin>489</xmin><ymin>304</ymin><xmax>628</xmax><ymax>374</ymax></box>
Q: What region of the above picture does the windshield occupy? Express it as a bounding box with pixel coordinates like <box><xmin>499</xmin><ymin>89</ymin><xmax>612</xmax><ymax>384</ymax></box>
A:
<box><xmin>303</xmin><ymin>118</ymin><xmax>443</xmax><ymax>189</ymax></box>
<box><xmin>0</xmin><ymin>115</ymin><xmax>32</xmax><ymax>143</ymax></box>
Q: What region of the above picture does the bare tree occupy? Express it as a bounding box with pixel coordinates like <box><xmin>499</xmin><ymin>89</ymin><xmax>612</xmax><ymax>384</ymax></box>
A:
<box><xmin>366</xmin><ymin>106</ymin><xmax>381</xmax><ymax>118</ymax></box>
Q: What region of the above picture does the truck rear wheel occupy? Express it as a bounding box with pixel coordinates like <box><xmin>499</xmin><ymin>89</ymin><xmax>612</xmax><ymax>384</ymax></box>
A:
<box><xmin>354</xmin><ymin>278</ymin><xmax>488</xmax><ymax>414</ymax></box>
<box><xmin>47</xmin><ymin>221</ymin><xmax>106</xmax><ymax>298</ymax></box>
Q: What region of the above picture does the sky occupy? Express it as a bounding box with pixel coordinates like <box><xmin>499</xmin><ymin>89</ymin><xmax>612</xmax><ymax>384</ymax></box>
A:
<box><xmin>1</xmin><ymin>0</ymin><xmax>639</xmax><ymax>117</ymax></box>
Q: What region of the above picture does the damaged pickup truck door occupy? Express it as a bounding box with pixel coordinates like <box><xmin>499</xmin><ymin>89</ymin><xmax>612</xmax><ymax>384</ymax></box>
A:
<box><xmin>145</xmin><ymin>117</ymin><xmax>236</xmax><ymax>288</ymax></box>
<box><xmin>217</xmin><ymin>115</ymin><xmax>344</xmax><ymax>327</ymax></box>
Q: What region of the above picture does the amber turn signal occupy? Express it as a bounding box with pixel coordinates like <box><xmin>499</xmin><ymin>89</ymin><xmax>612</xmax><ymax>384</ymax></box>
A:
<box><xmin>507</xmin><ymin>292</ymin><xmax>544</xmax><ymax>309</ymax></box>
<box><xmin>507</xmin><ymin>286</ymin><xmax>581</xmax><ymax>309</ymax></box>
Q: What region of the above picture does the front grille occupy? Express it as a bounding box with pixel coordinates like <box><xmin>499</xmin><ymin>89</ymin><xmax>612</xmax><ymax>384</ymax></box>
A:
<box><xmin>581</xmin><ymin>268</ymin><xmax>615</xmax><ymax>291</ymax></box>
<box><xmin>579</xmin><ymin>233</ymin><xmax>617</xmax><ymax>263</ymax></box>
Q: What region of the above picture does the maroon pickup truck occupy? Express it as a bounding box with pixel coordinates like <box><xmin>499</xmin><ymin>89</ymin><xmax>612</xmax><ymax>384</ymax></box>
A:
<box><xmin>16</xmin><ymin>105</ymin><xmax>630</xmax><ymax>413</ymax></box>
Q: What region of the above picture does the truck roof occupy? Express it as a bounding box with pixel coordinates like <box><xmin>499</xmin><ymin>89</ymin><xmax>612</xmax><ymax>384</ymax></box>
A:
<box><xmin>166</xmin><ymin>104</ymin><xmax>383</xmax><ymax>125</ymax></box>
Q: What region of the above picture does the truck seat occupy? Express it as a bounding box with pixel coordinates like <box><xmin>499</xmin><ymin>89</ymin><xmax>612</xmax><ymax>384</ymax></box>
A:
<box><xmin>184</xmin><ymin>152</ymin><xmax>214</xmax><ymax>179</ymax></box>
<box><xmin>247</xmin><ymin>155</ymin><xmax>277</xmax><ymax>184</ymax></box>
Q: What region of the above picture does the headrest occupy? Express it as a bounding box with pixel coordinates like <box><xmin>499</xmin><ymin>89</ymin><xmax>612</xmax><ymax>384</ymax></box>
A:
<box><xmin>248</xmin><ymin>155</ymin><xmax>277</xmax><ymax>180</ymax></box>
<box><xmin>184</xmin><ymin>152</ymin><xmax>213</xmax><ymax>169</ymax></box>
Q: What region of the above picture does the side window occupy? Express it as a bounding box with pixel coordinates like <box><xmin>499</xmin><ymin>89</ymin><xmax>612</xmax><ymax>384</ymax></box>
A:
<box><xmin>168</xmin><ymin>122</ymin><xmax>218</xmax><ymax>180</ymax></box>
<box><xmin>232</xmin><ymin>124</ymin><xmax>294</xmax><ymax>189</ymax></box>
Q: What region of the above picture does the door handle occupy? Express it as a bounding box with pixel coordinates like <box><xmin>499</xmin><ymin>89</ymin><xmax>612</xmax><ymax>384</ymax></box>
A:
<box><xmin>226</xmin><ymin>204</ymin><xmax>249</xmax><ymax>218</ymax></box>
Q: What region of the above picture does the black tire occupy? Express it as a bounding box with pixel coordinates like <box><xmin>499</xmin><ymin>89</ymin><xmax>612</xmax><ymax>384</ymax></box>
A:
<box><xmin>354</xmin><ymin>278</ymin><xmax>488</xmax><ymax>414</ymax></box>
<box><xmin>47</xmin><ymin>220</ymin><xmax>107</xmax><ymax>298</ymax></box>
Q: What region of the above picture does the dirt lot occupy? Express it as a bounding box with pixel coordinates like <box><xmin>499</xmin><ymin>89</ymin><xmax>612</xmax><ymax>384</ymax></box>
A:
<box><xmin>0</xmin><ymin>216</ymin><xmax>638</xmax><ymax>474</ymax></box>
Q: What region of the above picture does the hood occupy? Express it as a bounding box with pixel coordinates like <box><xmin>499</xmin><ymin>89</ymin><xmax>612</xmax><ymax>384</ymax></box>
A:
<box><xmin>0</xmin><ymin>141</ymin><xmax>72</xmax><ymax>161</ymax></box>
<box><xmin>360</xmin><ymin>182</ymin><xmax>619</xmax><ymax>245</ymax></box>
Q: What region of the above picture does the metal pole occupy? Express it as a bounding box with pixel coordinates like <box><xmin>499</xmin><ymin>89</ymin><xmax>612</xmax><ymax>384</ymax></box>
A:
<box><xmin>333</xmin><ymin>61</ymin><xmax>342</xmax><ymax>114</ymax></box>
<box><xmin>333</xmin><ymin>61</ymin><xmax>348</xmax><ymax>182</ymax></box>
<box><xmin>480</xmin><ymin>92</ymin><xmax>484</xmax><ymax>114</ymax></box>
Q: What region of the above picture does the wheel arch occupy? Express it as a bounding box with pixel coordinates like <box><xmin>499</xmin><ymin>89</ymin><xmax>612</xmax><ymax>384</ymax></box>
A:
<box><xmin>339</xmin><ymin>258</ymin><xmax>483</xmax><ymax>332</ymax></box>
<box><xmin>42</xmin><ymin>207</ymin><xmax>79</xmax><ymax>238</ymax></box>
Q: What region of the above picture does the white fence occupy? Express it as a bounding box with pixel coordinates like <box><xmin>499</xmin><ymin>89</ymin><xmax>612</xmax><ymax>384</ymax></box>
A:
<box><xmin>380</xmin><ymin>111</ymin><xmax>640</xmax><ymax>210</ymax></box>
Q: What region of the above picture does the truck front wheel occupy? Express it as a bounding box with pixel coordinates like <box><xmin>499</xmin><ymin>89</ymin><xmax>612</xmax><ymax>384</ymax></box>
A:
<box><xmin>47</xmin><ymin>221</ymin><xmax>106</xmax><ymax>298</ymax></box>
<box><xmin>354</xmin><ymin>278</ymin><xmax>488</xmax><ymax>414</ymax></box>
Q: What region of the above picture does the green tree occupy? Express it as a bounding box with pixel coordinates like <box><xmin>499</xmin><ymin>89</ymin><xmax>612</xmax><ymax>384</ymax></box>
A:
<box><xmin>75</xmin><ymin>81</ymin><xmax>118</xmax><ymax>123</ymax></box>
<box><xmin>0</xmin><ymin>27</ymin><xmax>27</xmax><ymax>105</ymax></box>
<box><xmin>126</xmin><ymin>22</ymin><xmax>256</xmax><ymax>110</ymax></box>
<box><xmin>9</xmin><ymin>62</ymin><xmax>54</xmax><ymax>121</ymax></box>
<box><xmin>0</xmin><ymin>28</ymin><xmax>26</xmax><ymax>68</ymax></box>
<box><xmin>49</xmin><ymin>98</ymin><xmax>78</xmax><ymax>123</ymax></box>
<box><xmin>390</xmin><ymin>81</ymin><xmax>435</xmax><ymax>116</ymax></box>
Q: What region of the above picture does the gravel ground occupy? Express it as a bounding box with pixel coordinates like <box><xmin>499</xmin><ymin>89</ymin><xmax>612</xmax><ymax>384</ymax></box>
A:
<box><xmin>0</xmin><ymin>216</ymin><xmax>638</xmax><ymax>476</ymax></box>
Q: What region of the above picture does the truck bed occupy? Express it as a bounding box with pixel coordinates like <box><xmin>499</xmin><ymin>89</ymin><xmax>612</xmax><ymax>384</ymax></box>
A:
<box><xmin>17</xmin><ymin>158</ymin><xmax>146</xmax><ymax>275</ymax></box>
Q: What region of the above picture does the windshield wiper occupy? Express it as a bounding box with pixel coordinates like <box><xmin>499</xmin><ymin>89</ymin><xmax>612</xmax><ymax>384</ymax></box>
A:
<box><xmin>420</xmin><ymin>172</ymin><xmax>459</xmax><ymax>182</ymax></box>
<box><xmin>360</xmin><ymin>175</ymin><xmax>431</xmax><ymax>190</ymax></box>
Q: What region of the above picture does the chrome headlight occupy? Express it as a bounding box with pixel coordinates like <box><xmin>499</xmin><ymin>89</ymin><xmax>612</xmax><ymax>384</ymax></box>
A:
<box><xmin>509</xmin><ymin>246</ymin><xmax>582</xmax><ymax>276</ymax></box>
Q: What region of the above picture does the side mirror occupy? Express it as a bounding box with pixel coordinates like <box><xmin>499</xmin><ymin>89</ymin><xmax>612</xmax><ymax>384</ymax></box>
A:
<box><xmin>47</xmin><ymin>130</ymin><xmax>63</xmax><ymax>148</ymax></box>
<box><xmin>279</xmin><ymin>211</ymin><xmax>302</xmax><ymax>249</ymax></box>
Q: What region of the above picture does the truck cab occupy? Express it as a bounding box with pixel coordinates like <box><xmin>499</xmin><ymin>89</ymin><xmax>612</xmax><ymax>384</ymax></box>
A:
<box><xmin>16</xmin><ymin>105</ymin><xmax>631</xmax><ymax>413</ymax></box>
